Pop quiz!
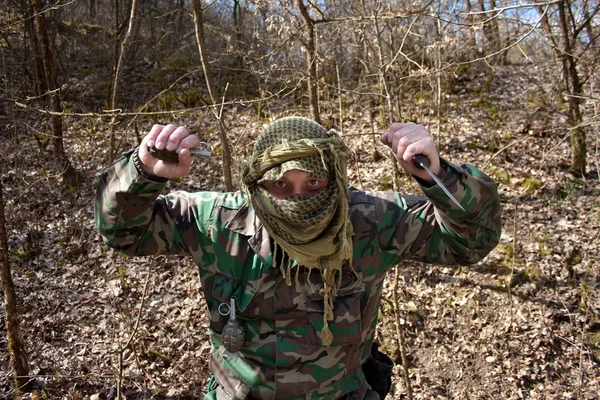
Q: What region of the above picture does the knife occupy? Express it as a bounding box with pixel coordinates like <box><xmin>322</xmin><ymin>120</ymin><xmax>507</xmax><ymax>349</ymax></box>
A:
<box><xmin>147</xmin><ymin>143</ymin><xmax>212</xmax><ymax>162</ymax></box>
<box><xmin>412</xmin><ymin>155</ymin><xmax>466</xmax><ymax>212</ymax></box>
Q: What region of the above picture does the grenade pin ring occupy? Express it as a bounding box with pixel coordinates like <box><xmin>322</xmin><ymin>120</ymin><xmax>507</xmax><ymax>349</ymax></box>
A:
<box><xmin>218</xmin><ymin>301</ymin><xmax>231</xmax><ymax>317</ymax></box>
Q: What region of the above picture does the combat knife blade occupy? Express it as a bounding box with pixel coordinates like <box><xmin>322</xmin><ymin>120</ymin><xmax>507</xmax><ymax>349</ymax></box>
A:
<box><xmin>412</xmin><ymin>155</ymin><xmax>466</xmax><ymax>212</ymax></box>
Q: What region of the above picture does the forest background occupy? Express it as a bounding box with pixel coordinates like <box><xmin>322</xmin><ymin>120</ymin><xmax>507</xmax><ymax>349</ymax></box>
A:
<box><xmin>0</xmin><ymin>0</ymin><xmax>599</xmax><ymax>399</ymax></box>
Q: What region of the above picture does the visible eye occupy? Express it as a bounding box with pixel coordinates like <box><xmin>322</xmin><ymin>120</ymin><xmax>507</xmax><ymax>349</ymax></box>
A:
<box><xmin>274</xmin><ymin>180</ymin><xmax>287</xmax><ymax>188</ymax></box>
<box><xmin>308</xmin><ymin>179</ymin><xmax>321</xmax><ymax>187</ymax></box>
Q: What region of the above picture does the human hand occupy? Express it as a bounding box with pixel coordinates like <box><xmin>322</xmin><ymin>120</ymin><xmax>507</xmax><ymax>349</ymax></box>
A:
<box><xmin>380</xmin><ymin>122</ymin><xmax>441</xmax><ymax>184</ymax></box>
<box><xmin>138</xmin><ymin>124</ymin><xmax>200</xmax><ymax>178</ymax></box>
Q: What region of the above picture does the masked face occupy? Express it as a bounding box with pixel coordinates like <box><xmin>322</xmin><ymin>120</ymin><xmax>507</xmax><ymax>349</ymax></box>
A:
<box><xmin>260</xmin><ymin>170</ymin><xmax>329</xmax><ymax>199</ymax></box>
<box><xmin>240</xmin><ymin>116</ymin><xmax>350</xmax><ymax>245</ymax></box>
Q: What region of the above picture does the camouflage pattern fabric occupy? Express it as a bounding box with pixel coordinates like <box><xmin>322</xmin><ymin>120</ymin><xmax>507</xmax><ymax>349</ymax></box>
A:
<box><xmin>94</xmin><ymin>151</ymin><xmax>502</xmax><ymax>399</ymax></box>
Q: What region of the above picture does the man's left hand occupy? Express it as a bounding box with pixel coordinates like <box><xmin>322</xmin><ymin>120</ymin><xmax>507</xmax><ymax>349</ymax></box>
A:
<box><xmin>380</xmin><ymin>122</ymin><xmax>441</xmax><ymax>184</ymax></box>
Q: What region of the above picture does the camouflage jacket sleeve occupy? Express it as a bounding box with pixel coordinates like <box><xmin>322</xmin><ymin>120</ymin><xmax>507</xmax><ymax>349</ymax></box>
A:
<box><xmin>94</xmin><ymin>151</ymin><xmax>217</xmax><ymax>257</ymax></box>
<box><xmin>369</xmin><ymin>158</ymin><xmax>501</xmax><ymax>269</ymax></box>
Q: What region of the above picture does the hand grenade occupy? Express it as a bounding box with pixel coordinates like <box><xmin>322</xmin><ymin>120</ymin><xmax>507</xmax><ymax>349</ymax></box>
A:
<box><xmin>222</xmin><ymin>298</ymin><xmax>245</xmax><ymax>353</ymax></box>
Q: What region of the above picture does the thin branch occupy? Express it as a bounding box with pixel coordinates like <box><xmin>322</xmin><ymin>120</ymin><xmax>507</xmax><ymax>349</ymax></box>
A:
<box><xmin>10</xmin><ymin>87</ymin><xmax>294</xmax><ymax>118</ymax></box>
<box><xmin>462</xmin><ymin>0</ymin><xmax>558</xmax><ymax>16</ymax></box>
<box><xmin>116</xmin><ymin>258</ymin><xmax>155</xmax><ymax>400</ymax></box>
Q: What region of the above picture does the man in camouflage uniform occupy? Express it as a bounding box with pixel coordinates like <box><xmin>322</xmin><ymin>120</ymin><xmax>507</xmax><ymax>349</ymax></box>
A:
<box><xmin>95</xmin><ymin>117</ymin><xmax>501</xmax><ymax>399</ymax></box>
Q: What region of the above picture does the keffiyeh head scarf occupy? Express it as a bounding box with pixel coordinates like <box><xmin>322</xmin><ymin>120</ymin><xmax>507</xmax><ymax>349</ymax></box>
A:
<box><xmin>240</xmin><ymin>116</ymin><xmax>355</xmax><ymax>346</ymax></box>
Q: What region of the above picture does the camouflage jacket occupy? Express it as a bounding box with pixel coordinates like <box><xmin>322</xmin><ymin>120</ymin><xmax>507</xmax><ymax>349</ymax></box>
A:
<box><xmin>94</xmin><ymin>153</ymin><xmax>501</xmax><ymax>400</ymax></box>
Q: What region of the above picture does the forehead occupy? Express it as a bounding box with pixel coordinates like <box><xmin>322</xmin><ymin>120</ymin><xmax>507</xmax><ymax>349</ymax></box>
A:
<box><xmin>254</xmin><ymin>117</ymin><xmax>329</xmax><ymax>154</ymax></box>
<box><xmin>262</xmin><ymin>154</ymin><xmax>330</xmax><ymax>181</ymax></box>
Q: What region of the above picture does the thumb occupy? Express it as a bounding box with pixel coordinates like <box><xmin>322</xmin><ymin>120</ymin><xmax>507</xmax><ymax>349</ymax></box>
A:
<box><xmin>174</xmin><ymin>148</ymin><xmax>193</xmax><ymax>176</ymax></box>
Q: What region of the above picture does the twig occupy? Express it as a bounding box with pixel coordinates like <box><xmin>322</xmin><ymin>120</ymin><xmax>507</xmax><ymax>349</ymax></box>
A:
<box><xmin>393</xmin><ymin>265</ymin><xmax>414</xmax><ymax>399</ymax></box>
<box><xmin>505</xmin><ymin>202</ymin><xmax>517</xmax><ymax>333</ymax></box>
<box><xmin>482</xmin><ymin>136</ymin><xmax>530</xmax><ymax>169</ymax></box>
<box><xmin>11</xmin><ymin>86</ymin><xmax>293</xmax><ymax>118</ymax></box>
<box><xmin>116</xmin><ymin>257</ymin><xmax>155</xmax><ymax>400</ymax></box>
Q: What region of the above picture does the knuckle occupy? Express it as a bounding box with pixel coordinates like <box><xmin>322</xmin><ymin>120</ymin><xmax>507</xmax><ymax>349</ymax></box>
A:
<box><xmin>398</xmin><ymin>136</ymin><xmax>411</xmax><ymax>147</ymax></box>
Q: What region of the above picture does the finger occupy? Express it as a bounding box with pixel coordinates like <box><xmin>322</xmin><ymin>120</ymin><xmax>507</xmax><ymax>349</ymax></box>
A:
<box><xmin>178</xmin><ymin>134</ymin><xmax>200</xmax><ymax>152</ymax></box>
<box><xmin>389</xmin><ymin>122</ymin><xmax>410</xmax><ymax>133</ymax></box>
<box><xmin>380</xmin><ymin>132</ymin><xmax>389</xmax><ymax>146</ymax></box>
<box><xmin>403</xmin><ymin>141</ymin><xmax>427</xmax><ymax>164</ymax></box>
<box><xmin>177</xmin><ymin>148</ymin><xmax>193</xmax><ymax>168</ymax></box>
<box><xmin>392</xmin><ymin>132</ymin><xmax>417</xmax><ymax>159</ymax></box>
<box><xmin>145</xmin><ymin>124</ymin><xmax>165</xmax><ymax>148</ymax></box>
<box><xmin>165</xmin><ymin>126</ymin><xmax>190</xmax><ymax>151</ymax></box>
<box><xmin>139</xmin><ymin>131</ymin><xmax>157</xmax><ymax>166</ymax></box>
<box><xmin>154</xmin><ymin>124</ymin><xmax>178</xmax><ymax>150</ymax></box>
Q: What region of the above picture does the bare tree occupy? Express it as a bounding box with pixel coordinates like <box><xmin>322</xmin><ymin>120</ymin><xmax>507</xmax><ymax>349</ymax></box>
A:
<box><xmin>537</xmin><ymin>0</ymin><xmax>597</xmax><ymax>176</ymax></box>
<box><xmin>0</xmin><ymin>177</ymin><xmax>32</xmax><ymax>392</ymax></box>
<box><xmin>192</xmin><ymin>0</ymin><xmax>234</xmax><ymax>191</ymax></box>
<box><xmin>108</xmin><ymin>0</ymin><xmax>140</xmax><ymax>162</ymax></box>
<box><xmin>557</xmin><ymin>0</ymin><xmax>587</xmax><ymax>175</ymax></box>
<box><xmin>31</xmin><ymin>0</ymin><xmax>78</xmax><ymax>186</ymax></box>
<box><xmin>297</xmin><ymin>0</ymin><xmax>321</xmax><ymax>124</ymax></box>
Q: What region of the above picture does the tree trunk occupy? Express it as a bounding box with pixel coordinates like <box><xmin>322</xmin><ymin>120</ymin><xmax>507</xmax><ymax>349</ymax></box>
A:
<box><xmin>108</xmin><ymin>0</ymin><xmax>139</xmax><ymax>162</ymax></box>
<box><xmin>557</xmin><ymin>0</ymin><xmax>587</xmax><ymax>175</ymax></box>
<box><xmin>488</xmin><ymin>0</ymin><xmax>503</xmax><ymax>63</ymax></box>
<box><xmin>0</xmin><ymin>178</ymin><xmax>32</xmax><ymax>392</ymax></box>
<box><xmin>477</xmin><ymin>0</ymin><xmax>501</xmax><ymax>62</ymax></box>
<box><xmin>297</xmin><ymin>0</ymin><xmax>321</xmax><ymax>124</ymax></box>
<box><xmin>89</xmin><ymin>0</ymin><xmax>96</xmax><ymax>18</ymax></box>
<box><xmin>191</xmin><ymin>0</ymin><xmax>234</xmax><ymax>191</ymax></box>
<box><xmin>23</xmin><ymin>3</ymin><xmax>45</xmax><ymax>96</ymax></box>
<box><xmin>464</xmin><ymin>0</ymin><xmax>480</xmax><ymax>59</ymax></box>
<box><xmin>31</xmin><ymin>0</ymin><xmax>78</xmax><ymax>186</ymax></box>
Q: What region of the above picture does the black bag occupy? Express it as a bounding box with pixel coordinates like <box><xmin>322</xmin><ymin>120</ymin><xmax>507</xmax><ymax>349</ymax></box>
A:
<box><xmin>362</xmin><ymin>342</ymin><xmax>394</xmax><ymax>399</ymax></box>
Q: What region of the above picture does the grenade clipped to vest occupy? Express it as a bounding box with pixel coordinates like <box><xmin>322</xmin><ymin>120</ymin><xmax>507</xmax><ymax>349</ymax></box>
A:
<box><xmin>222</xmin><ymin>298</ymin><xmax>245</xmax><ymax>353</ymax></box>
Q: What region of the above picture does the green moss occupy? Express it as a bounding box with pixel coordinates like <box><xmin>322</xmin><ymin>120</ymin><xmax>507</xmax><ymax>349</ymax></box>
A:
<box><xmin>592</xmin><ymin>200</ymin><xmax>600</xmax><ymax>224</ymax></box>
<box><xmin>157</xmin><ymin>92</ymin><xmax>178</xmax><ymax>111</ymax></box>
<box><xmin>473</xmin><ymin>99</ymin><xmax>500</xmax><ymax>120</ymax></box>
<box><xmin>19</xmin><ymin>303</ymin><xmax>33</xmax><ymax>313</ymax></box>
<box><xmin>488</xmin><ymin>167</ymin><xmax>510</xmax><ymax>185</ymax></box>
<box><xmin>587</xmin><ymin>332</ymin><xmax>600</xmax><ymax>355</ymax></box>
<box><xmin>525</xmin><ymin>89</ymin><xmax>551</xmax><ymax>108</ymax></box>
<box><xmin>538</xmin><ymin>246</ymin><xmax>550</xmax><ymax>257</ymax></box>
<box><xmin>379</xmin><ymin>175</ymin><xmax>394</xmax><ymax>191</ymax></box>
<box><xmin>523</xmin><ymin>176</ymin><xmax>541</xmax><ymax>195</ymax></box>
<box><xmin>555</xmin><ymin>178</ymin><xmax>583</xmax><ymax>200</ymax></box>
<box><xmin>117</xmin><ymin>264</ymin><xmax>128</xmax><ymax>278</ymax></box>
<box><xmin>11</xmin><ymin>250</ymin><xmax>34</xmax><ymax>262</ymax></box>
<box><xmin>487</xmin><ymin>136</ymin><xmax>501</xmax><ymax>153</ymax></box>
<box><xmin>493</xmin><ymin>243</ymin><xmax>517</xmax><ymax>272</ymax></box>
<box><xmin>466</xmin><ymin>138</ymin><xmax>480</xmax><ymax>150</ymax></box>
<box><xmin>509</xmin><ymin>265</ymin><xmax>541</xmax><ymax>287</ymax></box>
<box><xmin>177</xmin><ymin>89</ymin><xmax>208</xmax><ymax>108</ymax></box>
<box><xmin>578</xmin><ymin>281</ymin><xmax>592</xmax><ymax>311</ymax></box>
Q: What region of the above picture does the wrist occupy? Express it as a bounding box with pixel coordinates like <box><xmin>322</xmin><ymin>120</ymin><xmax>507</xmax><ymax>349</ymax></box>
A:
<box><xmin>131</xmin><ymin>147</ymin><xmax>168</xmax><ymax>182</ymax></box>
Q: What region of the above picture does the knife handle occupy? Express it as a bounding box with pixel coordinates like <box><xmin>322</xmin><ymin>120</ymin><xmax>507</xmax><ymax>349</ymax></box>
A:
<box><xmin>147</xmin><ymin>145</ymin><xmax>212</xmax><ymax>162</ymax></box>
<box><xmin>412</xmin><ymin>154</ymin><xmax>430</xmax><ymax>170</ymax></box>
<box><xmin>148</xmin><ymin>146</ymin><xmax>179</xmax><ymax>162</ymax></box>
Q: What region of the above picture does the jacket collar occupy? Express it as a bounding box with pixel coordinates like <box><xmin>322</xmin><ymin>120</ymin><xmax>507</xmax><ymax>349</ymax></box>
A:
<box><xmin>224</xmin><ymin>202</ymin><xmax>273</xmax><ymax>262</ymax></box>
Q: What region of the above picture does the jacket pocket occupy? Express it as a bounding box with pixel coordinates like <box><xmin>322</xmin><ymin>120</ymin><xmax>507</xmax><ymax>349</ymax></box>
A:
<box><xmin>208</xmin><ymin>347</ymin><xmax>260</xmax><ymax>400</ymax></box>
<box><xmin>204</xmin><ymin>274</ymin><xmax>256</xmax><ymax>336</ymax></box>
<box><xmin>304</xmin><ymin>268</ymin><xmax>365</xmax><ymax>346</ymax></box>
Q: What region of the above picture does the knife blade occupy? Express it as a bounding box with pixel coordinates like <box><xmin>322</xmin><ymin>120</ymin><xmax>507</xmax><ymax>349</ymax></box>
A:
<box><xmin>412</xmin><ymin>155</ymin><xmax>466</xmax><ymax>212</ymax></box>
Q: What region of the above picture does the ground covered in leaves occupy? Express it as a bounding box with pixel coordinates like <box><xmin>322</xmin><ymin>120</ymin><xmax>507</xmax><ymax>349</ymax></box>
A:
<box><xmin>1</xmin><ymin>63</ymin><xmax>599</xmax><ymax>399</ymax></box>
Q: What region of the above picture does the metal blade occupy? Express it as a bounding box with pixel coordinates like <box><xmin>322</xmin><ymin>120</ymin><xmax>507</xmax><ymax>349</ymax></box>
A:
<box><xmin>420</xmin><ymin>163</ymin><xmax>466</xmax><ymax>212</ymax></box>
<box><xmin>189</xmin><ymin>149</ymin><xmax>212</xmax><ymax>158</ymax></box>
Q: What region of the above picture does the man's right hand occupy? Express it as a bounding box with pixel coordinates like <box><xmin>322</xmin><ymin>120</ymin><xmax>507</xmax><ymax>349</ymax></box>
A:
<box><xmin>138</xmin><ymin>124</ymin><xmax>200</xmax><ymax>179</ymax></box>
